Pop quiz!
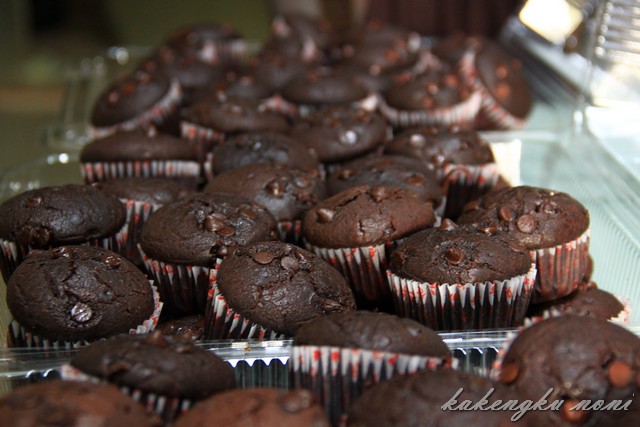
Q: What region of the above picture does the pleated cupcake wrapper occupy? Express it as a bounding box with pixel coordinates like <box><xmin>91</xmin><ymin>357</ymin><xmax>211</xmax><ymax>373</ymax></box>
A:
<box><xmin>534</xmin><ymin>294</ymin><xmax>631</xmax><ymax>325</ymax></box>
<box><xmin>180</xmin><ymin>120</ymin><xmax>226</xmax><ymax>164</ymax></box>
<box><xmin>198</xmin><ymin>39</ymin><xmax>249</xmax><ymax>65</ymax></box>
<box><xmin>459</xmin><ymin>50</ymin><xmax>526</xmax><ymax>130</ymax></box>
<box><xmin>61</xmin><ymin>364</ymin><xmax>192</xmax><ymax>423</ymax></box>
<box><xmin>277</xmin><ymin>219</ymin><xmax>302</xmax><ymax>245</ymax></box>
<box><xmin>530</xmin><ymin>228</ymin><xmax>591</xmax><ymax>304</ymax></box>
<box><xmin>377</xmin><ymin>90</ymin><xmax>482</xmax><ymax>130</ymax></box>
<box><xmin>290</xmin><ymin>345</ymin><xmax>456</xmax><ymax>427</ymax></box>
<box><xmin>138</xmin><ymin>245</ymin><xmax>220</xmax><ymax>315</ymax></box>
<box><xmin>81</xmin><ymin>159</ymin><xmax>201</xmax><ymax>185</ymax></box>
<box><xmin>411</xmin><ymin>49</ymin><xmax>444</xmax><ymax>75</ymax></box>
<box><xmin>203</xmin><ymin>274</ymin><xmax>287</xmax><ymax>340</ymax></box>
<box><xmin>260</xmin><ymin>94</ymin><xmax>301</xmax><ymax>118</ymax></box>
<box><xmin>387</xmin><ymin>263</ymin><xmax>537</xmax><ymax>331</ymax></box>
<box><xmin>8</xmin><ymin>283</ymin><xmax>162</xmax><ymax>349</ymax></box>
<box><xmin>439</xmin><ymin>162</ymin><xmax>500</xmax><ymax>218</ymax></box>
<box><xmin>90</xmin><ymin>80</ymin><xmax>183</xmax><ymax>140</ymax></box>
<box><xmin>304</xmin><ymin>241</ymin><xmax>396</xmax><ymax>309</ymax></box>
<box><xmin>116</xmin><ymin>199</ymin><xmax>159</xmax><ymax>266</ymax></box>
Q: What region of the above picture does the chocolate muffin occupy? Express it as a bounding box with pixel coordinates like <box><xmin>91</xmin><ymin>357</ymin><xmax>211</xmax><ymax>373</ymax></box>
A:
<box><xmin>326</xmin><ymin>154</ymin><xmax>443</xmax><ymax>211</ymax></box>
<box><xmin>7</xmin><ymin>245</ymin><xmax>157</xmax><ymax>346</ymax></box>
<box><xmin>339</xmin><ymin>42</ymin><xmax>419</xmax><ymax>76</ymax></box>
<box><xmin>174</xmin><ymin>388</ymin><xmax>330</xmax><ymax>427</ymax></box>
<box><xmin>208</xmin><ymin>240</ymin><xmax>356</xmax><ymax>338</ymax></box>
<box><xmin>156</xmin><ymin>314</ymin><xmax>205</xmax><ymax>341</ymax></box>
<box><xmin>90</xmin><ymin>70</ymin><xmax>181</xmax><ymax>138</ymax></box>
<box><xmin>164</xmin><ymin>22</ymin><xmax>243</xmax><ymax>64</ymax></box>
<box><xmin>388</xmin><ymin>222</ymin><xmax>535</xmax><ymax>330</ymax></box>
<box><xmin>457</xmin><ymin>186</ymin><xmax>590</xmax><ymax>302</ymax></box>
<box><xmin>67</xmin><ymin>331</ymin><xmax>235</xmax><ymax>421</ymax></box>
<box><xmin>347</xmin><ymin>368</ymin><xmax>529</xmax><ymax>427</ymax></box>
<box><xmin>0</xmin><ymin>380</ymin><xmax>156</xmax><ymax>427</ymax></box>
<box><xmin>250</xmin><ymin>51</ymin><xmax>309</xmax><ymax>92</ymax></box>
<box><xmin>293</xmin><ymin>311</ymin><xmax>453</xmax><ymax>426</ymax></box>
<box><xmin>497</xmin><ymin>315</ymin><xmax>640</xmax><ymax>426</ymax></box>
<box><xmin>290</xmin><ymin>106</ymin><xmax>387</xmax><ymax>165</ymax></box>
<box><xmin>93</xmin><ymin>177</ymin><xmax>193</xmax><ymax>206</ymax></box>
<box><xmin>527</xmin><ymin>281</ymin><xmax>626</xmax><ymax>322</ymax></box>
<box><xmin>207</xmin><ymin>132</ymin><xmax>320</xmax><ymax>177</ymax></box>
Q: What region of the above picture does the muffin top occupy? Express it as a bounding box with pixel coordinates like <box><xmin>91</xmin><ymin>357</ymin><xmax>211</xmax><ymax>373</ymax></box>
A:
<box><xmin>7</xmin><ymin>245</ymin><xmax>154</xmax><ymax>342</ymax></box>
<box><xmin>389</xmin><ymin>223</ymin><xmax>532</xmax><ymax>284</ymax></box>
<box><xmin>384</xmin><ymin>69</ymin><xmax>472</xmax><ymax>111</ymax></box>
<box><xmin>340</xmin><ymin>42</ymin><xmax>418</xmax><ymax>75</ymax></box>
<box><xmin>282</xmin><ymin>69</ymin><xmax>368</xmax><ymax>105</ymax></box>
<box><xmin>213</xmin><ymin>74</ymin><xmax>275</xmax><ymax>101</ymax></box>
<box><xmin>140</xmin><ymin>192</ymin><xmax>278</xmax><ymax>264</ymax></box>
<box><xmin>295</xmin><ymin>311</ymin><xmax>450</xmax><ymax>358</ymax></box>
<box><xmin>209</xmin><ymin>132</ymin><xmax>320</xmax><ymax>176</ymax></box>
<box><xmin>156</xmin><ymin>314</ymin><xmax>205</xmax><ymax>341</ymax></box>
<box><xmin>175</xmin><ymin>388</ymin><xmax>329</xmax><ymax>427</ymax></box>
<box><xmin>457</xmin><ymin>186</ymin><xmax>590</xmax><ymax>250</ymax></box>
<box><xmin>498</xmin><ymin>315</ymin><xmax>640</xmax><ymax>426</ymax></box>
<box><xmin>91</xmin><ymin>71</ymin><xmax>172</xmax><ymax>127</ymax></box>
<box><xmin>326</xmin><ymin>154</ymin><xmax>443</xmax><ymax>205</ymax></box>
<box><xmin>80</xmin><ymin>128</ymin><xmax>196</xmax><ymax>162</ymax></box>
<box><xmin>204</xmin><ymin>163</ymin><xmax>326</xmax><ymax>222</ymax></box>
<box><xmin>303</xmin><ymin>185</ymin><xmax>436</xmax><ymax>248</ymax></box>
<box><xmin>0</xmin><ymin>184</ymin><xmax>126</xmax><ymax>248</ymax></box>
<box><xmin>183</xmin><ymin>97</ymin><xmax>289</xmax><ymax>134</ymax></box>
<box><xmin>291</xmin><ymin>106</ymin><xmax>387</xmax><ymax>163</ymax></box>
<box><xmin>0</xmin><ymin>380</ymin><xmax>156</xmax><ymax>427</ymax></box>
<box><xmin>71</xmin><ymin>331</ymin><xmax>236</xmax><ymax>399</ymax></box>
<box><xmin>217</xmin><ymin>241</ymin><xmax>356</xmax><ymax>336</ymax></box>
<box><xmin>250</xmin><ymin>51</ymin><xmax>309</xmax><ymax>91</ymax></box>
<box><xmin>386</xmin><ymin>128</ymin><xmax>495</xmax><ymax>167</ymax></box>
<box><xmin>93</xmin><ymin>177</ymin><xmax>193</xmax><ymax>206</ymax></box>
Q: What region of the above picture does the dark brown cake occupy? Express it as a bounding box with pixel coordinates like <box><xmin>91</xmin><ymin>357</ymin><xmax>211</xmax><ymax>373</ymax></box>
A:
<box><xmin>282</xmin><ymin>69</ymin><xmax>369</xmax><ymax>106</ymax></box>
<box><xmin>156</xmin><ymin>314</ymin><xmax>205</xmax><ymax>341</ymax></box>
<box><xmin>92</xmin><ymin>177</ymin><xmax>193</xmax><ymax>206</ymax></box>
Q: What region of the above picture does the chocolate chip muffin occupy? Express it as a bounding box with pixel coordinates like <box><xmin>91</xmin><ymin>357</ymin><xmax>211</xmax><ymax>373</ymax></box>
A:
<box><xmin>207</xmin><ymin>240</ymin><xmax>356</xmax><ymax>338</ymax></box>
<box><xmin>156</xmin><ymin>314</ymin><xmax>205</xmax><ymax>341</ymax></box>
<box><xmin>457</xmin><ymin>186</ymin><xmax>590</xmax><ymax>303</ymax></box>
<box><xmin>7</xmin><ymin>245</ymin><xmax>157</xmax><ymax>346</ymax></box>
<box><xmin>174</xmin><ymin>388</ymin><xmax>330</xmax><ymax>427</ymax></box>
<box><xmin>0</xmin><ymin>380</ymin><xmax>156</xmax><ymax>427</ymax></box>
<box><xmin>388</xmin><ymin>221</ymin><xmax>535</xmax><ymax>330</ymax></box>
<box><xmin>293</xmin><ymin>311</ymin><xmax>453</xmax><ymax>426</ymax></box>
<box><xmin>496</xmin><ymin>315</ymin><xmax>640</xmax><ymax>426</ymax></box>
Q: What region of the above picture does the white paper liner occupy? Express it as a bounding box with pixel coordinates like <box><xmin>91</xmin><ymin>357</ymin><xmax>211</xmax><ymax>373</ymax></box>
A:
<box><xmin>81</xmin><ymin>159</ymin><xmax>201</xmax><ymax>184</ymax></box>
<box><xmin>260</xmin><ymin>94</ymin><xmax>301</xmax><ymax>118</ymax></box>
<box><xmin>377</xmin><ymin>90</ymin><xmax>482</xmax><ymax>129</ymax></box>
<box><xmin>138</xmin><ymin>245</ymin><xmax>219</xmax><ymax>315</ymax></box>
<box><xmin>290</xmin><ymin>345</ymin><xmax>456</xmax><ymax>426</ymax></box>
<box><xmin>117</xmin><ymin>199</ymin><xmax>159</xmax><ymax>266</ymax></box>
<box><xmin>305</xmin><ymin>241</ymin><xmax>396</xmax><ymax>310</ymax></box>
<box><xmin>440</xmin><ymin>162</ymin><xmax>500</xmax><ymax>218</ymax></box>
<box><xmin>387</xmin><ymin>263</ymin><xmax>537</xmax><ymax>331</ymax></box>
<box><xmin>180</xmin><ymin>120</ymin><xmax>226</xmax><ymax>164</ymax></box>
<box><xmin>203</xmin><ymin>272</ymin><xmax>287</xmax><ymax>340</ymax></box>
<box><xmin>459</xmin><ymin>49</ymin><xmax>527</xmax><ymax>130</ymax></box>
<box><xmin>8</xmin><ymin>283</ymin><xmax>162</xmax><ymax>349</ymax></box>
<box><xmin>531</xmin><ymin>228</ymin><xmax>591</xmax><ymax>303</ymax></box>
<box><xmin>61</xmin><ymin>364</ymin><xmax>192</xmax><ymax>423</ymax></box>
<box><xmin>90</xmin><ymin>80</ymin><xmax>183</xmax><ymax>139</ymax></box>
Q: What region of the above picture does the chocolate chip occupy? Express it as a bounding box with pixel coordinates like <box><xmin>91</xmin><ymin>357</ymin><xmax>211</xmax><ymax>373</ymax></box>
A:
<box><xmin>496</xmin><ymin>65</ymin><xmax>509</xmax><ymax>79</ymax></box>
<box><xmin>337</xmin><ymin>168</ymin><xmax>354</xmax><ymax>180</ymax></box>
<box><xmin>145</xmin><ymin>330</ymin><xmax>168</xmax><ymax>348</ymax></box>
<box><xmin>322</xmin><ymin>299</ymin><xmax>344</xmax><ymax>312</ymax></box>
<box><xmin>499</xmin><ymin>363</ymin><xmax>519</xmax><ymax>384</ymax></box>
<box><xmin>426</xmin><ymin>83</ymin><xmax>439</xmax><ymax>95</ymax></box>
<box><xmin>494</xmin><ymin>82</ymin><xmax>511</xmax><ymax>100</ymax></box>
<box><xmin>24</xmin><ymin>197</ymin><xmax>42</xmax><ymax>207</ymax></box>
<box><xmin>294</xmin><ymin>175</ymin><xmax>311</xmax><ymax>188</ymax></box>
<box><xmin>316</xmin><ymin>208</ymin><xmax>335</xmax><ymax>223</ymax></box>
<box><xmin>536</xmin><ymin>200</ymin><xmax>558</xmax><ymax>214</ymax></box>
<box><xmin>254</xmin><ymin>251</ymin><xmax>275</xmax><ymax>264</ymax></box>
<box><xmin>444</xmin><ymin>248</ymin><xmax>465</xmax><ymax>265</ymax></box>
<box><xmin>211</xmin><ymin>212</ymin><xmax>227</xmax><ymax>221</ymax></box>
<box><xmin>100</xmin><ymin>254</ymin><xmax>122</xmax><ymax>269</ymax></box>
<box><xmin>52</xmin><ymin>247</ymin><xmax>73</xmax><ymax>259</ymax></box>
<box><xmin>266</xmin><ymin>180</ymin><xmax>285</xmax><ymax>196</ymax></box>
<box><xmin>107</xmin><ymin>91</ymin><xmax>120</xmax><ymax>105</ymax></box>
<box><xmin>105</xmin><ymin>360</ymin><xmax>132</xmax><ymax>375</ymax></box>
<box><xmin>70</xmin><ymin>303</ymin><xmax>93</xmax><ymax>323</ymax></box>
<box><xmin>239</xmin><ymin>208</ymin><xmax>257</xmax><ymax>220</ymax></box>
<box><xmin>561</xmin><ymin>399</ymin><xmax>588</xmax><ymax>423</ymax></box>
<box><xmin>439</xmin><ymin>218</ymin><xmax>457</xmax><ymax>231</ymax></box>
<box><xmin>498</xmin><ymin>206</ymin><xmax>513</xmax><ymax>222</ymax></box>
<box><xmin>280</xmin><ymin>390</ymin><xmax>313</xmax><ymax>413</ymax></box>
<box><xmin>122</xmin><ymin>82</ymin><xmax>136</xmax><ymax>95</ymax></box>
<box><xmin>409</xmin><ymin>134</ymin><xmax>426</xmax><ymax>148</ymax></box>
<box><xmin>463</xmin><ymin>200</ymin><xmax>480</xmax><ymax>213</ymax></box>
<box><xmin>480</xmin><ymin>226</ymin><xmax>497</xmax><ymax>236</ymax></box>
<box><xmin>204</xmin><ymin>215</ymin><xmax>225</xmax><ymax>232</ymax></box>
<box><xmin>281</xmin><ymin>256</ymin><xmax>300</xmax><ymax>270</ymax></box>
<box><xmin>405</xmin><ymin>175</ymin><xmax>425</xmax><ymax>186</ymax></box>
<box><xmin>339</xmin><ymin>130</ymin><xmax>358</xmax><ymax>145</ymax></box>
<box><xmin>608</xmin><ymin>361</ymin><xmax>634</xmax><ymax>388</ymax></box>
<box><xmin>516</xmin><ymin>215</ymin><xmax>536</xmax><ymax>234</ymax></box>
<box><xmin>217</xmin><ymin>226</ymin><xmax>236</xmax><ymax>237</ymax></box>
<box><xmin>370</xmin><ymin>186</ymin><xmax>390</xmax><ymax>202</ymax></box>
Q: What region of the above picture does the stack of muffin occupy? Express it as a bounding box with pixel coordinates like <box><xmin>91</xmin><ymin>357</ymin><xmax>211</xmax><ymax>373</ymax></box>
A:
<box><xmin>0</xmin><ymin>15</ymin><xmax>635</xmax><ymax>427</ymax></box>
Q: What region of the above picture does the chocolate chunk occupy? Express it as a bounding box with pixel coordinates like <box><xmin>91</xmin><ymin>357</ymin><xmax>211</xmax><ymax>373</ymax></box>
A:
<box><xmin>516</xmin><ymin>214</ymin><xmax>536</xmax><ymax>234</ymax></box>
<box><xmin>25</xmin><ymin>197</ymin><xmax>42</xmax><ymax>207</ymax></box>
<box><xmin>498</xmin><ymin>206</ymin><xmax>513</xmax><ymax>222</ymax></box>
<box><xmin>253</xmin><ymin>251</ymin><xmax>275</xmax><ymax>265</ymax></box>
<box><xmin>52</xmin><ymin>246</ymin><xmax>73</xmax><ymax>259</ymax></box>
<box><xmin>266</xmin><ymin>180</ymin><xmax>285</xmax><ymax>196</ymax></box>
<box><xmin>204</xmin><ymin>215</ymin><xmax>225</xmax><ymax>232</ymax></box>
<box><xmin>70</xmin><ymin>303</ymin><xmax>93</xmax><ymax>323</ymax></box>
<box><xmin>463</xmin><ymin>200</ymin><xmax>480</xmax><ymax>212</ymax></box>
<box><xmin>316</xmin><ymin>208</ymin><xmax>335</xmax><ymax>223</ymax></box>
<box><xmin>444</xmin><ymin>247</ymin><xmax>465</xmax><ymax>265</ymax></box>
<box><xmin>370</xmin><ymin>186</ymin><xmax>390</xmax><ymax>202</ymax></box>
<box><xmin>439</xmin><ymin>218</ymin><xmax>458</xmax><ymax>231</ymax></box>
<box><xmin>217</xmin><ymin>226</ymin><xmax>236</xmax><ymax>237</ymax></box>
<box><xmin>100</xmin><ymin>254</ymin><xmax>122</xmax><ymax>269</ymax></box>
<box><xmin>281</xmin><ymin>256</ymin><xmax>300</xmax><ymax>270</ymax></box>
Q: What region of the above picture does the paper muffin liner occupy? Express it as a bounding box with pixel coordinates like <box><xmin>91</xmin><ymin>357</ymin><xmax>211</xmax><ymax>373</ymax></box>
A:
<box><xmin>304</xmin><ymin>240</ymin><xmax>397</xmax><ymax>311</ymax></box>
<box><xmin>531</xmin><ymin>229</ymin><xmax>591</xmax><ymax>304</ymax></box>
<box><xmin>61</xmin><ymin>364</ymin><xmax>193</xmax><ymax>423</ymax></box>
<box><xmin>180</xmin><ymin>120</ymin><xmax>226</xmax><ymax>164</ymax></box>
<box><xmin>377</xmin><ymin>90</ymin><xmax>482</xmax><ymax>129</ymax></box>
<box><xmin>277</xmin><ymin>219</ymin><xmax>302</xmax><ymax>245</ymax></box>
<box><xmin>138</xmin><ymin>245</ymin><xmax>220</xmax><ymax>316</ymax></box>
<box><xmin>387</xmin><ymin>263</ymin><xmax>537</xmax><ymax>331</ymax></box>
<box><xmin>7</xmin><ymin>283</ymin><xmax>162</xmax><ymax>349</ymax></box>
<box><xmin>290</xmin><ymin>345</ymin><xmax>456</xmax><ymax>427</ymax></box>
<box><xmin>203</xmin><ymin>270</ymin><xmax>287</xmax><ymax>340</ymax></box>
<box><xmin>260</xmin><ymin>94</ymin><xmax>301</xmax><ymax>118</ymax></box>
<box><xmin>199</xmin><ymin>39</ymin><xmax>249</xmax><ymax>65</ymax></box>
<box><xmin>459</xmin><ymin>50</ymin><xmax>526</xmax><ymax>130</ymax></box>
<box><xmin>439</xmin><ymin>162</ymin><xmax>500</xmax><ymax>219</ymax></box>
<box><xmin>533</xmin><ymin>295</ymin><xmax>631</xmax><ymax>325</ymax></box>
<box><xmin>115</xmin><ymin>199</ymin><xmax>159</xmax><ymax>266</ymax></box>
<box><xmin>90</xmin><ymin>80</ymin><xmax>183</xmax><ymax>140</ymax></box>
<box><xmin>81</xmin><ymin>159</ymin><xmax>201</xmax><ymax>185</ymax></box>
